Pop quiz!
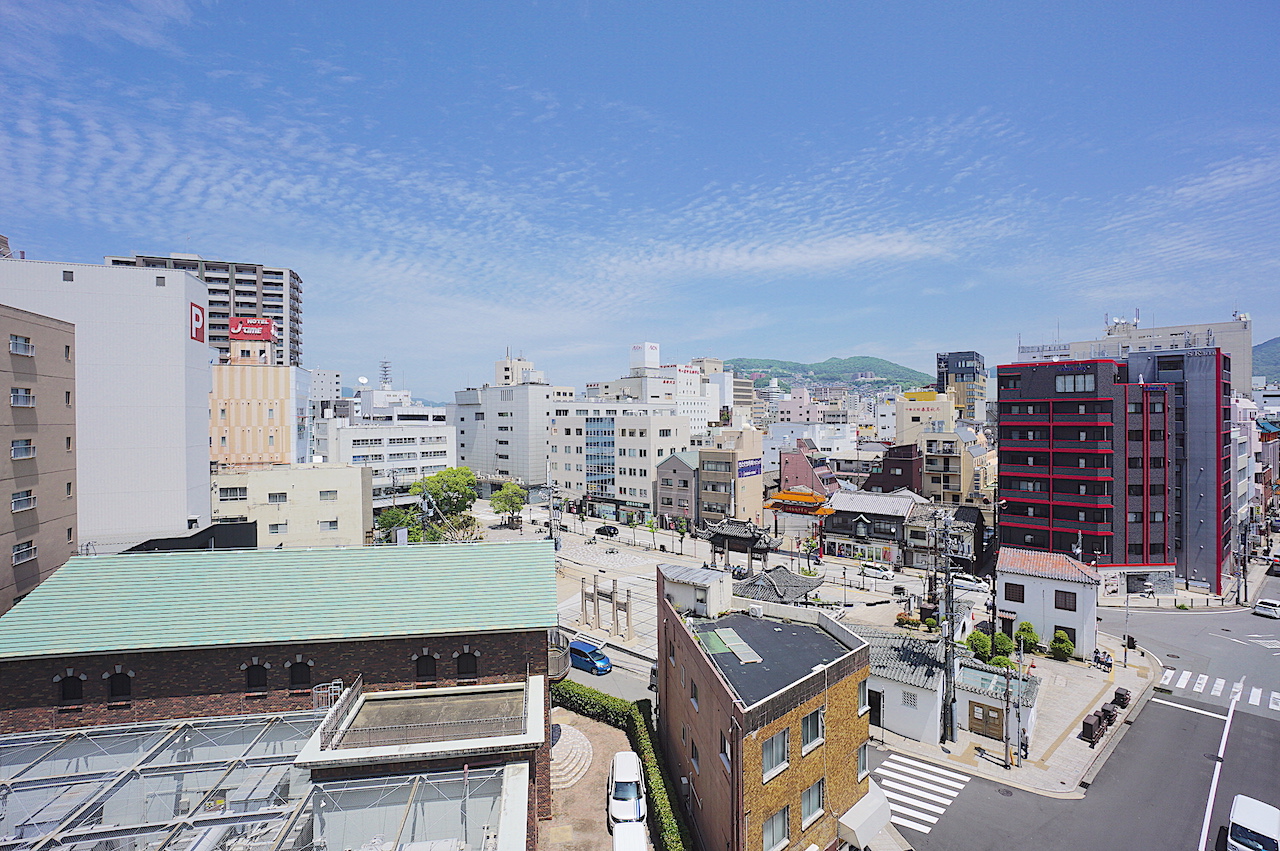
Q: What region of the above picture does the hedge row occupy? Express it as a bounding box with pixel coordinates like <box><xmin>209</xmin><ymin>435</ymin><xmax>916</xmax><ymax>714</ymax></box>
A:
<box><xmin>551</xmin><ymin>679</ymin><xmax>694</xmax><ymax>851</ymax></box>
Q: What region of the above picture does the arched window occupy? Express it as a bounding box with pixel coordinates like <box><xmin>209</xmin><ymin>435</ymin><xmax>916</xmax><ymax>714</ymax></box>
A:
<box><xmin>416</xmin><ymin>655</ymin><xmax>437</xmax><ymax>680</ymax></box>
<box><xmin>289</xmin><ymin>662</ymin><xmax>311</xmax><ymax>688</ymax></box>
<box><xmin>246</xmin><ymin>664</ymin><xmax>269</xmax><ymax>691</ymax></box>
<box><xmin>457</xmin><ymin>652</ymin><xmax>478</xmax><ymax>679</ymax></box>
<box><xmin>60</xmin><ymin>676</ymin><xmax>83</xmax><ymax>703</ymax></box>
<box><xmin>108</xmin><ymin>672</ymin><xmax>132</xmax><ymax>699</ymax></box>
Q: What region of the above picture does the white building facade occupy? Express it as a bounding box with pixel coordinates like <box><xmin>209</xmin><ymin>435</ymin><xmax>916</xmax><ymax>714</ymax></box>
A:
<box><xmin>994</xmin><ymin>548</ymin><xmax>1100</xmax><ymax>660</ymax></box>
<box><xmin>313</xmin><ymin>419</ymin><xmax>456</xmax><ymax>510</ymax></box>
<box><xmin>211</xmin><ymin>463</ymin><xmax>373</xmax><ymax>546</ymax></box>
<box><xmin>1</xmin><ymin>258</ymin><xmax>212</xmax><ymax>552</ymax></box>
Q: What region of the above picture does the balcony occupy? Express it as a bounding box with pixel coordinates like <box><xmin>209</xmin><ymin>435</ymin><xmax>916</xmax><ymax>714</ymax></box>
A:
<box><xmin>10</xmin><ymin>443</ymin><xmax>36</xmax><ymax>460</ymax></box>
<box><xmin>10</xmin><ymin>495</ymin><xmax>36</xmax><ymax>512</ymax></box>
<box><xmin>11</xmin><ymin>545</ymin><xmax>36</xmax><ymax>565</ymax></box>
<box><xmin>1050</xmin><ymin>440</ymin><xmax>1112</xmax><ymax>451</ymax></box>
<box><xmin>999</xmin><ymin>464</ymin><xmax>1049</xmax><ymax>476</ymax></box>
<box><xmin>1000</xmin><ymin>439</ymin><xmax>1050</xmax><ymax>450</ymax></box>
<box><xmin>925</xmin><ymin>463</ymin><xmax>957</xmax><ymax>473</ymax></box>
<box><xmin>999</xmin><ymin>515</ymin><xmax>1051</xmax><ymax>529</ymax></box>
<box><xmin>1050</xmin><ymin>517</ymin><xmax>1111</xmax><ymax>533</ymax></box>
<box><xmin>9</xmin><ymin>339</ymin><xmax>35</xmax><ymax>356</ymax></box>
<box><xmin>1049</xmin><ymin>492</ymin><xmax>1113</xmax><ymax>506</ymax></box>
<box><xmin>10</xmin><ymin>392</ymin><xmax>35</xmax><ymax>408</ymax></box>
<box><xmin>1049</xmin><ymin>413</ymin><xmax>1113</xmax><ymax>423</ymax></box>
<box><xmin>1051</xmin><ymin>467</ymin><xmax>1112</xmax><ymax>478</ymax></box>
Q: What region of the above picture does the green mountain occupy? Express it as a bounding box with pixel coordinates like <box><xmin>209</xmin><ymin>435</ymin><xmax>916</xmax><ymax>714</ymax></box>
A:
<box><xmin>1254</xmin><ymin>336</ymin><xmax>1280</xmax><ymax>382</ymax></box>
<box><xmin>724</xmin><ymin>356</ymin><xmax>934</xmax><ymax>388</ymax></box>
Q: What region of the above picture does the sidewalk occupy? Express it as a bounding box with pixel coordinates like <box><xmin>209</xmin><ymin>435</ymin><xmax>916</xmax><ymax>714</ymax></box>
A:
<box><xmin>871</xmin><ymin>630</ymin><xmax>1155</xmax><ymax>798</ymax></box>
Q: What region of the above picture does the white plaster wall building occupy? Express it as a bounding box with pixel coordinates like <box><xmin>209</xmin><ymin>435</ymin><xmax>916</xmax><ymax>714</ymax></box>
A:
<box><xmin>0</xmin><ymin>258</ymin><xmax>212</xmax><ymax>552</ymax></box>
<box><xmin>210</xmin><ymin>463</ymin><xmax>373</xmax><ymax>546</ymax></box>
<box><xmin>452</xmin><ymin>356</ymin><xmax>575</xmax><ymax>497</ymax></box>
<box><xmin>313</xmin><ymin>419</ymin><xmax>456</xmax><ymax>510</ymax></box>
<box><xmin>994</xmin><ymin>548</ymin><xmax>1100</xmax><ymax>659</ymax></box>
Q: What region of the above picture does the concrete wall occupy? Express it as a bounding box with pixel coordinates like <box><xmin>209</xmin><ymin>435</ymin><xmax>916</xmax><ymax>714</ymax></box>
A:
<box><xmin>867</xmin><ymin>675</ymin><xmax>942</xmax><ymax>743</ymax></box>
<box><xmin>0</xmin><ymin>259</ymin><xmax>212</xmax><ymax>552</ymax></box>
<box><xmin>210</xmin><ymin>463</ymin><xmax>373</xmax><ymax>546</ymax></box>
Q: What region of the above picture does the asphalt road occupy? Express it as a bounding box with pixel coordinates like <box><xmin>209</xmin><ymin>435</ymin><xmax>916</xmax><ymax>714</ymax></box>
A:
<box><xmin>889</xmin><ymin>692</ymin><xmax>1277</xmax><ymax>851</ymax></box>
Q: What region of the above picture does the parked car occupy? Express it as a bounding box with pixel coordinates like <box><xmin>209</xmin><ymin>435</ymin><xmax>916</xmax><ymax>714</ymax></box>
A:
<box><xmin>606</xmin><ymin>751</ymin><xmax>647</xmax><ymax>832</ymax></box>
<box><xmin>568</xmin><ymin>640</ymin><xmax>613</xmax><ymax>675</ymax></box>
<box><xmin>596</xmin><ymin>524</ymin><xmax>620</xmax><ymax>537</ymax></box>
<box><xmin>859</xmin><ymin>564</ymin><xmax>895</xmax><ymax>581</ymax></box>
<box><xmin>1228</xmin><ymin>794</ymin><xmax>1280</xmax><ymax>851</ymax></box>
<box><xmin>612</xmin><ymin>822</ymin><xmax>648</xmax><ymax>851</ymax></box>
<box><xmin>1266</xmin><ymin>557</ymin><xmax>1280</xmax><ymax>577</ymax></box>
<box><xmin>949</xmin><ymin>573</ymin><xmax>988</xmax><ymax>592</ymax></box>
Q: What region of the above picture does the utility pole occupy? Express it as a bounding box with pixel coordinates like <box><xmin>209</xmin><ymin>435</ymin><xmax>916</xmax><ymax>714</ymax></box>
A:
<box><xmin>941</xmin><ymin>512</ymin><xmax>957</xmax><ymax>744</ymax></box>
<box><xmin>1002</xmin><ymin>663</ymin><xmax>1012</xmax><ymax>769</ymax></box>
<box><xmin>1015</xmin><ymin>639</ymin><xmax>1025</xmax><ymax>767</ymax></box>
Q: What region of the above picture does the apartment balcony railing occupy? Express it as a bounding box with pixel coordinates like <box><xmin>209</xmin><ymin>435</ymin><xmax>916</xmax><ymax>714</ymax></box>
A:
<box><xmin>10</xmin><ymin>444</ymin><xmax>36</xmax><ymax>460</ymax></box>
<box><xmin>9</xmin><ymin>340</ymin><xmax>35</xmax><ymax>356</ymax></box>
<box><xmin>10</xmin><ymin>393</ymin><xmax>35</xmax><ymax>408</ymax></box>
<box><xmin>10</xmin><ymin>495</ymin><xmax>36</xmax><ymax>512</ymax></box>
<box><xmin>1051</xmin><ymin>467</ymin><xmax>1112</xmax><ymax>478</ymax></box>
<box><xmin>11</xmin><ymin>546</ymin><xmax>36</xmax><ymax>565</ymax></box>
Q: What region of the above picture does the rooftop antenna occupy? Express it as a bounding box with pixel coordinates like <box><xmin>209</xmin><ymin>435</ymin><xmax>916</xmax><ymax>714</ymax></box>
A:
<box><xmin>379</xmin><ymin>360</ymin><xmax>392</xmax><ymax>390</ymax></box>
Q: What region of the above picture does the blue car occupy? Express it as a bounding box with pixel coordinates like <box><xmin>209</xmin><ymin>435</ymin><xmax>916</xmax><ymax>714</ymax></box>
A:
<box><xmin>569</xmin><ymin>640</ymin><xmax>613</xmax><ymax>675</ymax></box>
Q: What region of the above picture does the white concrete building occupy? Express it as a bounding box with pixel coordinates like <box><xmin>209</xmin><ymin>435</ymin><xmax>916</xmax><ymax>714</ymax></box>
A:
<box><xmin>550</xmin><ymin>401</ymin><xmax>690</xmax><ymax>522</ymax></box>
<box><xmin>313</xmin><ymin>419</ymin><xmax>456</xmax><ymax>510</ymax></box>
<box><xmin>0</xmin><ymin>258</ymin><xmax>212</xmax><ymax>552</ymax></box>
<box><xmin>309</xmin><ymin>370</ymin><xmax>342</xmax><ymax>403</ymax></box>
<box><xmin>994</xmin><ymin>547</ymin><xmax>1100</xmax><ymax>659</ymax></box>
<box><xmin>211</xmin><ymin>463</ymin><xmax>373</xmax><ymax>546</ymax></box>
<box><xmin>584</xmin><ymin>343</ymin><xmax>722</xmax><ymax>434</ymax></box>
<box><xmin>763</xmin><ymin>423</ymin><xmax>859</xmax><ymax>472</ymax></box>
<box><xmin>452</xmin><ymin>355</ymin><xmax>575</xmax><ymax>497</ymax></box>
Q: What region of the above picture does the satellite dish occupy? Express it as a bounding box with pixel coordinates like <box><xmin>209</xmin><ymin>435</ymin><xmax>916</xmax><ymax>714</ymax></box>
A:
<box><xmin>358</xmin><ymin>376</ymin><xmax>369</xmax><ymax>385</ymax></box>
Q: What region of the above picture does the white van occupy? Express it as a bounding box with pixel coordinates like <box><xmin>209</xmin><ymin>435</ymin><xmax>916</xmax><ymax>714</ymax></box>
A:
<box><xmin>1228</xmin><ymin>794</ymin><xmax>1280</xmax><ymax>851</ymax></box>
<box><xmin>1253</xmin><ymin>599</ymin><xmax>1280</xmax><ymax>620</ymax></box>
<box><xmin>606</xmin><ymin>751</ymin><xmax>647</xmax><ymax>832</ymax></box>
<box><xmin>612</xmin><ymin>821</ymin><xmax>649</xmax><ymax>851</ymax></box>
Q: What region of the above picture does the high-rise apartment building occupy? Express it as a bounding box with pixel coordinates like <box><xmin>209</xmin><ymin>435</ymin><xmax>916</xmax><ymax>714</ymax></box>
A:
<box><xmin>936</xmin><ymin>350</ymin><xmax>987</xmax><ymax>420</ymax></box>
<box><xmin>1</xmin><ymin>305</ymin><xmax>77</xmax><ymax>612</ymax></box>
<box><xmin>0</xmin><ymin>259</ymin><xmax>212</xmax><ymax>553</ymax></box>
<box><xmin>106</xmin><ymin>253</ymin><xmax>303</xmax><ymax>366</ymax></box>
<box><xmin>997</xmin><ymin>350</ymin><xmax>1233</xmax><ymax>591</ymax></box>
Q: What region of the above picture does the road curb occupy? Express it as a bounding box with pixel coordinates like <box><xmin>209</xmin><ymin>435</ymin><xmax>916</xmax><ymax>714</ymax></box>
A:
<box><xmin>1078</xmin><ymin>643</ymin><xmax>1162</xmax><ymax>790</ymax></box>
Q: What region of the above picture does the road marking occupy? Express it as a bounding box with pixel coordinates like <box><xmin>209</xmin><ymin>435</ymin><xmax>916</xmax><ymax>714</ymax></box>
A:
<box><xmin>883</xmin><ymin>789</ymin><xmax>946</xmax><ymax>815</ymax></box>
<box><xmin>1193</xmin><ymin>674</ymin><xmax>1209</xmax><ymax>693</ymax></box>
<box><xmin>886</xmin><ymin>754</ymin><xmax>972</xmax><ymax>782</ymax></box>
<box><xmin>890</xmin><ymin>814</ymin><xmax>937</xmax><ymax>835</ymax></box>
<box><xmin>1231</xmin><ymin>680</ymin><xmax>1244</xmax><ymax>701</ymax></box>
<box><xmin>885</xmin><ymin>801</ymin><xmax>940</xmax><ymax>824</ymax></box>
<box><xmin>1248</xmin><ymin>634</ymin><xmax>1275</xmax><ymax>638</ymax></box>
<box><xmin>1249</xmin><ymin>687</ymin><xmax>1263</xmax><ymax>706</ymax></box>
<box><xmin>876</xmin><ymin>761</ymin><xmax>967</xmax><ymax>791</ymax></box>
<box><xmin>1211</xmin><ymin>678</ymin><xmax>1225</xmax><ymax>697</ymax></box>
<box><xmin>1150</xmin><ymin>698</ymin><xmax>1228</xmax><ymax>720</ymax></box>
<box><xmin>1270</xmin><ymin>692</ymin><xmax>1280</xmax><ymax>711</ymax></box>
<box><xmin>1160</xmin><ymin>668</ymin><xmax>1176</xmax><ymax>685</ymax></box>
<box><xmin>1197</xmin><ymin>680</ymin><xmax>1242</xmax><ymax>851</ymax></box>
<box><xmin>1176</xmin><ymin>670</ymin><xmax>1193</xmax><ymax>689</ymax></box>
<box><xmin>1254</xmin><ymin>639</ymin><xmax>1280</xmax><ymax>649</ymax></box>
<box><xmin>876</xmin><ymin>773</ymin><xmax>959</xmax><ymax>804</ymax></box>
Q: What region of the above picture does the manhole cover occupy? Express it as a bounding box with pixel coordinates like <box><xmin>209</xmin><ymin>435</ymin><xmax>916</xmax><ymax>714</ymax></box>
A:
<box><xmin>1167</xmin><ymin>654</ymin><xmax>1181</xmax><ymax>659</ymax></box>
<box><xmin>997</xmin><ymin>788</ymin><xmax>1013</xmax><ymax>797</ymax></box>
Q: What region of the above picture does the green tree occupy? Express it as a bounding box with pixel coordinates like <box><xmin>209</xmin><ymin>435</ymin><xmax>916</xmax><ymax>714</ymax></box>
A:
<box><xmin>645</xmin><ymin>517</ymin><xmax>658</xmax><ymax>547</ymax></box>
<box><xmin>1015</xmin><ymin>621</ymin><xmax>1040</xmax><ymax>651</ymax></box>
<box><xmin>988</xmin><ymin>655</ymin><xmax>1016</xmax><ymax>670</ymax></box>
<box><xmin>375</xmin><ymin>507</ymin><xmax>425</xmax><ymax>543</ymax></box>
<box><xmin>490</xmin><ymin>483</ymin><xmax>527</xmax><ymax>526</ymax></box>
<box><xmin>966</xmin><ymin>630</ymin><xmax>992</xmax><ymax>662</ymax></box>
<box><xmin>1049</xmin><ymin>630</ymin><xmax>1075</xmax><ymax>661</ymax></box>
<box><xmin>992</xmin><ymin>632</ymin><xmax>1016</xmax><ymax>658</ymax></box>
<box><xmin>410</xmin><ymin>467</ymin><xmax>478</xmax><ymax>518</ymax></box>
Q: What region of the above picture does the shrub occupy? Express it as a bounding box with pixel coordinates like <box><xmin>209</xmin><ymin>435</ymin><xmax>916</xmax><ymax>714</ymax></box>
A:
<box><xmin>1015</xmin><ymin>621</ymin><xmax>1040</xmax><ymax>650</ymax></box>
<box><xmin>988</xmin><ymin>655</ymin><xmax>1016</xmax><ymax>669</ymax></box>
<box><xmin>924</xmin><ymin>617</ymin><xmax>937</xmax><ymax>632</ymax></box>
<box><xmin>1049</xmin><ymin>629</ymin><xmax>1075</xmax><ymax>661</ymax></box>
<box><xmin>992</xmin><ymin>632</ymin><xmax>1015</xmax><ymax>658</ymax></box>
<box><xmin>966</xmin><ymin>630</ymin><xmax>992</xmax><ymax>662</ymax></box>
<box><xmin>550</xmin><ymin>680</ymin><xmax>693</xmax><ymax>851</ymax></box>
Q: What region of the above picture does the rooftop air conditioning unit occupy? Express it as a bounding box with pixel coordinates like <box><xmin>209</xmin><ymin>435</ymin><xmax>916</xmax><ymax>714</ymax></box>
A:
<box><xmin>749</xmin><ymin>605</ymin><xmax>764</xmax><ymax>618</ymax></box>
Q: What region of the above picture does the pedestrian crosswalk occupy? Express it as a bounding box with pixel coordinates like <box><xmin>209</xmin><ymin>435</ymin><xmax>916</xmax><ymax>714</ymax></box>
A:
<box><xmin>1159</xmin><ymin>667</ymin><xmax>1280</xmax><ymax>713</ymax></box>
<box><xmin>873</xmin><ymin>754</ymin><xmax>970</xmax><ymax>835</ymax></box>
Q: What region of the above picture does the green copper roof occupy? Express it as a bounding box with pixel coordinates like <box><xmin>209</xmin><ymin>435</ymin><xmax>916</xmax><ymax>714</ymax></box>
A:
<box><xmin>0</xmin><ymin>541</ymin><xmax>556</xmax><ymax>660</ymax></box>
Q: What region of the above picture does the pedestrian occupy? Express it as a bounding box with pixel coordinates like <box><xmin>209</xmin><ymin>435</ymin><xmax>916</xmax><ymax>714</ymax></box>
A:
<box><xmin>1020</xmin><ymin>728</ymin><xmax>1029</xmax><ymax>759</ymax></box>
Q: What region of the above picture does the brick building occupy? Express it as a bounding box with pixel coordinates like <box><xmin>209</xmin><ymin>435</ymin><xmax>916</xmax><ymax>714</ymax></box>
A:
<box><xmin>657</xmin><ymin>569</ymin><xmax>890</xmax><ymax>850</ymax></box>
<box><xmin>0</xmin><ymin>541</ymin><xmax>558</xmax><ymax>833</ymax></box>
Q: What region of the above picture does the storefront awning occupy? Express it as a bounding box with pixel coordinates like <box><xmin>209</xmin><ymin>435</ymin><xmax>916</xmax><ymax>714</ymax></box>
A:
<box><xmin>837</xmin><ymin>778</ymin><xmax>892</xmax><ymax>847</ymax></box>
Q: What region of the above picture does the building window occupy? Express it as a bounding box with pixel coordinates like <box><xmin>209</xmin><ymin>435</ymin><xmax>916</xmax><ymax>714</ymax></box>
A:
<box><xmin>1004</xmin><ymin>582</ymin><xmax>1025</xmax><ymax>603</ymax></box>
<box><xmin>12</xmin><ymin>541</ymin><xmax>36</xmax><ymax>565</ymax></box>
<box><xmin>11</xmin><ymin>490</ymin><xmax>35</xmax><ymax>512</ymax></box>
<box><xmin>690</xmin><ymin>679</ymin><xmax>699</xmax><ymax>709</ymax></box>
<box><xmin>62</xmin><ymin>270</ymin><xmax>74</xmax><ymax>281</ymax></box>
<box><xmin>902</xmin><ymin>690</ymin><xmax>918</xmax><ymax>708</ymax></box>
<box><xmin>457</xmin><ymin>651</ymin><xmax>479</xmax><ymax>679</ymax></box>
<box><xmin>268</xmin><ymin>492</ymin><xmax>288</xmax><ymax>504</ymax></box>
<box><xmin>416</xmin><ymin>655</ymin><xmax>438</xmax><ymax>680</ymax></box>
<box><xmin>859</xmin><ymin>678</ymin><xmax>869</xmax><ymax>714</ymax></box>
<box><xmin>690</xmin><ymin>739</ymin><xmax>700</xmax><ymax>773</ymax></box>
<box><xmin>801</xmin><ymin>778</ymin><xmax>825</xmax><ymax>826</ymax></box>
<box><xmin>219</xmin><ymin>487</ymin><xmax>247</xmax><ymax>502</ymax></box>
<box><xmin>1055</xmin><ymin>373</ymin><xmax>1095</xmax><ymax>393</ymax></box>
<box><xmin>9</xmin><ymin>439</ymin><xmax>35</xmax><ymax>460</ymax></box>
<box><xmin>318</xmin><ymin>520</ymin><xmax>339</xmax><ymax>531</ymax></box>
<box><xmin>1054</xmin><ymin>590</ymin><xmax>1078</xmax><ymax>611</ymax></box>
<box><xmin>243</xmin><ymin>664</ymin><xmax>270</xmax><ymax>691</ymax></box>
<box><xmin>107</xmin><ymin>671</ymin><xmax>132</xmax><ymax>700</ymax></box>
<box><xmin>801</xmin><ymin>707</ymin><xmax>824</xmax><ymax>753</ymax></box>
<box><xmin>268</xmin><ymin>523</ymin><xmax>287</xmax><ymax>534</ymax></box>
<box><xmin>762</xmin><ymin>729</ymin><xmax>789</xmax><ymax>780</ymax></box>
<box><xmin>720</xmin><ymin>732</ymin><xmax>730</xmax><ymax>770</ymax></box>
<box><xmin>8</xmin><ymin>335</ymin><xmax>34</xmax><ymax>356</ymax></box>
<box><xmin>59</xmin><ymin>674</ymin><xmax>84</xmax><ymax>703</ymax></box>
<box><xmin>1055</xmin><ymin>625</ymin><xmax>1077</xmax><ymax>645</ymax></box>
<box><xmin>763</xmin><ymin>806</ymin><xmax>789</xmax><ymax>851</ymax></box>
<box><xmin>10</xmin><ymin>388</ymin><xmax>35</xmax><ymax>407</ymax></box>
<box><xmin>858</xmin><ymin>742</ymin><xmax>870</xmax><ymax>778</ymax></box>
<box><xmin>288</xmin><ymin>661</ymin><xmax>312</xmax><ymax>687</ymax></box>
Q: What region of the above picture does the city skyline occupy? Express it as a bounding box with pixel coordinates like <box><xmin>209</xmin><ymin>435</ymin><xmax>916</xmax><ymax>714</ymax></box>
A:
<box><xmin>2</xmin><ymin>2</ymin><xmax>1279</xmax><ymax>399</ymax></box>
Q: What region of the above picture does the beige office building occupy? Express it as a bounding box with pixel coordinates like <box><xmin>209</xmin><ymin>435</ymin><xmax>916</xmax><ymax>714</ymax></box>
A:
<box><xmin>2</xmin><ymin>305</ymin><xmax>77</xmax><ymax>612</ymax></box>
<box><xmin>211</xmin><ymin>363</ymin><xmax>311</xmax><ymax>466</ymax></box>
<box><xmin>211</xmin><ymin>463</ymin><xmax>373</xmax><ymax>547</ymax></box>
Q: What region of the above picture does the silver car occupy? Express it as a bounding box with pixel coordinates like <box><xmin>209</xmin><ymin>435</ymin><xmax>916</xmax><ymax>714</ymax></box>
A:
<box><xmin>949</xmin><ymin>573</ymin><xmax>988</xmax><ymax>592</ymax></box>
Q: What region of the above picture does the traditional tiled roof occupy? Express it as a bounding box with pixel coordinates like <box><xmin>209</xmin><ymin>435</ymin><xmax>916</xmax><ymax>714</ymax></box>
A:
<box><xmin>732</xmin><ymin>566</ymin><xmax>822</xmax><ymax>604</ymax></box>
<box><xmin>693</xmin><ymin>518</ymin><xmax>783</xmax><ymax>547</ymax></box>
<box><xmin>826</xmin><ymin>489</ymin><xmax>929</xmax><ymax>519</ymax></box>
<box><xmin>996</xmin><ymin>546</ymin><xmax>1101</xmax><ymax>585</ymax></box>
<box><xmin>858</xmin><ymin>627</ymin><xmax>947</xmax><ymax>690</ymax></box>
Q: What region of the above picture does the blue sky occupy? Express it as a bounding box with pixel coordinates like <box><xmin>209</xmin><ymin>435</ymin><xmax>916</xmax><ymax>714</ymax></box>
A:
<box><xmin>2</xmin><ymin>1</ymin><xmax>1278</xmax><ymax>399</ymax></box>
